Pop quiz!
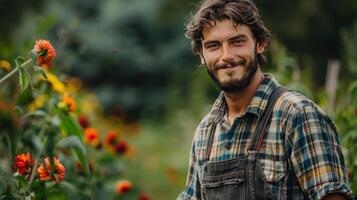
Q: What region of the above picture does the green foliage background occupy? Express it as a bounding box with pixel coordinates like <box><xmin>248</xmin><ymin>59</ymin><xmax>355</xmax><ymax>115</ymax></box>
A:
<box><xmin>1</xmin><ymin>0</ymin><xmax>357</xmax><ymax>199</ymax></box>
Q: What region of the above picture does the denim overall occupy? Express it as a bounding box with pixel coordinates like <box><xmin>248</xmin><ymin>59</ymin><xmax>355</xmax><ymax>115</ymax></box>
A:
<box><xmin>201</xmin><ymin>86</ymin><xmax>286</xmax><ymax>200</ymax></box>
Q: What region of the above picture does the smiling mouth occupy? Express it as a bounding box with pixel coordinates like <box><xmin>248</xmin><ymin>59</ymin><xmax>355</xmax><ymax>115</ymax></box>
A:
<box><xmin>215</xmin><ymin>60</ymin><xmax>245</xmax><ymax>70</ymax></box>
<box><xmin>217</xmin><ymin>64</ymin><xmax>241</xmax><ymax>70</ymax></box>
<box><xmin>225</xmin><ymin>65</ymin><xmax>238</xmax><ymax>68</ymax></box>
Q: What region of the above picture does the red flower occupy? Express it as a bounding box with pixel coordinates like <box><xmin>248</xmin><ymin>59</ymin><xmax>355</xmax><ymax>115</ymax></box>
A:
<box><xmin>139</xmin><ymin>192</ymin><xmax>150</xmax><ymax>200</ymax></box>
<box><xmin>37</xmin><ymin>157</ymin><xmax>65</xmax><ymax>182</ymax></box>
<box><xmin>115</xmin><ymin>140</ymin><xmax>128</xmax><ymax>154</ymax></box>
<box><xmin>84</xmin><ymin>128</ymin><xmax>100</xmax><ymax>147</ymax></box>
<box><xmin>78</xmin><ymin>115</ymin><xmax>90</xmax><ymax>128</ymax></box>
<box><xmin>34</xmin><ymin>39</ymin><xmax>56</xmax><ymax>67</ymax></box>
<box><xmin>116</xmin><ymin>180</ymin><xmax>133</xmax><ymax>195</ymax></box>
<box><xmin>104</xmin><ymin>131</ymin><xmax>118</xmax><ymax>152</ymax></box>
<box><xmin>13</xmin><ymin>153</ymin><xmax>35</xmax><ymax>176</ymax></box>
<box><xmin>105</xmin><ymin>131</ymin><xmax>118</xmax><ymax>145</ymax></box>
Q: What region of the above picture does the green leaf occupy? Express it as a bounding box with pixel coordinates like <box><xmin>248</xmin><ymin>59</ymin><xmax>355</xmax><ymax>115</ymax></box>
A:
<box><xmin>34</xmin><ymin>66</ymin><xmax>48</xmax><ymax>79</ymax></box>
<box><xmin>48</xmin><ymin>192</ymin><xmax>67</xmax><ymax>200</ymax></box>
<box><xmin>18</xmin><ymin>67</ymin><xmax>31</xmax><ymax>92</ymax></box>
<box><xmin>32</xmin><ymin>180</ymin><xmax>46</xmax><ymax>200</ymax></box>
<box><xmin>16</xmin><ymin>85</ymin><xmax>34</xmax><ymax>106</ymax></box>
<box><xmin>14</xmin><ymin>56</ymin><xmax>25</xmax><ymax>67</ymax></box>
<box><xmin>59</xmin><ymin>113</ymin><xmax>83</xmax><ymax>138</ymax></box>
<box><xmin>0</xmin><ymin>174</ymin><xmax>16</xmax><ymax>196</ymax></box>
<box><xmin>22</xmin><ymin>110</ymin><xmax>47</xmax><ymax>119</ymax></box>
<box><xmin>4</xmin><ymin>134</ymin><xmax>16</xmax><ymax>169</ymax></box>
<box><xmin>56</xmin><ymin>136</ymin><xmax>86</xmax><ymax>155</ymax></box>
<box><xmin>348</xmin><ymin>80</ymin><xmax>357</xmax><ymax>106</ymax></box>
<box><xmin>73</xmin><ymin>148</ymin><xmax>91</xmax><ymax>177</ymax></box>
<box><xmin>56</xmin><ymin>136</ymin><xmax>90</xmax><ymax>176</ymax></box>
<box><xmin>58</xmin><ymin>181</ymin><xmax>82</xmax><ymax>199</ymax></box>
<box><xmin>14</xmin><ymin>174</ymin><xmax>27</xmax><ymax>186</ymax></box>
<box><xmin>46</xmin><ymin>132</ymin><xmax>56</xmax><ymax>174</ymax></box>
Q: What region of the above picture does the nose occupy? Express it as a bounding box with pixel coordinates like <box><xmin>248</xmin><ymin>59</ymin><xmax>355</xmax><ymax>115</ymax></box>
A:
<box><xmin>220</xmin><ymin>43</ymin><xmax>234</xmax><ymax>63</ymax></box>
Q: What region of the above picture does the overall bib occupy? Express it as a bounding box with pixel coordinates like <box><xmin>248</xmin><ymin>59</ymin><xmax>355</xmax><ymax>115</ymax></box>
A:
<box><xmin>201</xmin><ymin>86</ymin><xmax>286</xmax><ymax>200</ymax></box>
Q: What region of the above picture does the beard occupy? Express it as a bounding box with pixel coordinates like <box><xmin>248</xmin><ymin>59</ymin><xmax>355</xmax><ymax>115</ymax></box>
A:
<box><xmin>206</xmin><ymin>54</ymin><xmax>258</xmax><ymax>93</ymax></box>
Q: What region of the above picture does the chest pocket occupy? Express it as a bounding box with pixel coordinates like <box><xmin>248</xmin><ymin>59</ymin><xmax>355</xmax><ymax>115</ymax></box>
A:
<box><xmin>201</xmin><ymin>157</ymin><xmax>248</xmax><ymax>200</ymax></box>
<box><xmin>260</xmin><ymin>159</ymin><xmax>287</xmax><ymax>182</ymax></box>
<box><xmin>202</xmin><ymin>170</ymin><xmax>245</xmax><ymax>200</ymax></box>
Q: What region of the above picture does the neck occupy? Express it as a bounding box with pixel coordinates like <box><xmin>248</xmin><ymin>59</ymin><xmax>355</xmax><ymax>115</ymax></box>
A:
<box><xmin>224</xmin><ymin>69</ymin><xmax>263</xmax><ymax>123</ymax></box>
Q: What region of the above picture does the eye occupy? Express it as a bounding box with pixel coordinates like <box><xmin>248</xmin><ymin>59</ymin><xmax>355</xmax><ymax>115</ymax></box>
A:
<box><xmin>204</xmin><ymin>42</ymin><xmax>219</xmax><ymax>50</ymax></box>
<box><xmin>232</xmin><ymin>39</ymin><xmax>244</xmax><ymax>46</ymax></box>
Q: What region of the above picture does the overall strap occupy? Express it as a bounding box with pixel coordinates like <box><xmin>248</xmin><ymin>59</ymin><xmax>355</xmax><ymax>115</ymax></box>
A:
<box><xmin>205</xmin><ymin>123</ymin><xmax>217</xmax><ymax>162</ymax></box>
<box><xmin>248</xmin><ymin>86</ymin><xmax>287</xmax><ymax>153</ymax></box>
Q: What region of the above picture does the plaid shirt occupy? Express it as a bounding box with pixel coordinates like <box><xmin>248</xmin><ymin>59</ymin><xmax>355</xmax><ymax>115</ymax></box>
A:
<box><xmin>177</xmin><ymin>74</ymin><xmax>353</xmax><ymax>200</ymax></box>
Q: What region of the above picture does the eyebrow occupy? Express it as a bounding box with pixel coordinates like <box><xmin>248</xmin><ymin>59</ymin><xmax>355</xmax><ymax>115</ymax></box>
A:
<box><xmin>202</xmin><ymin>34</ymin><xmax>249</xmax><ymax>45</ymax></box>
<box><xmin>228</xmin><ymin>35</ymin><xmax>248</xmax><ymax>41</ymax></box>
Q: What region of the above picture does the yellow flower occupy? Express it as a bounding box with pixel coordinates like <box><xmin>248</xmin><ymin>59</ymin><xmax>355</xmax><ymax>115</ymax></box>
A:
<box><xmin>0</xmin><ymin>60</ymin><xmax>12</xmax><ymax>71</ymax></box>
<box><xmin>27</xmin><ymin>95</ymin><xmax>49</xmax><ymax>112</ymax></box>
<box><xmin>40</xmin><ymin>72</ymin><xmax>65</xmax><ymax>93</ymax></box>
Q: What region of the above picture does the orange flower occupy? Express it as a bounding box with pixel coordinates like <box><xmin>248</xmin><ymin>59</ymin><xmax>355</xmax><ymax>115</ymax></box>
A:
<box><xmin>37</xmin><ymin>157</ymin><xmax>65</xmax><ymax>182</ymax></box>
<box><xmin>13</xmin><ymin>153</ymin><xmax>35</xmax><ymax>176</ymax></box>
<box><xmin>34</xmin><ymin>39</ymin><xmax>56</xmax><ymax>67</ymax></box>
<box><xmin>84</xmin><ymin>128</ymin><xmax>100</xmax><ymax>147</ymax></box>
<box><xmin>115</xmin><ymin>140</ymin><xmax>128</xmax><ymax>154</ymax></box>
<box><xmin>116</xmin><ymin>180</ymin><xmax>133</xmax><ymax>195</ymax></box>
<box><xmin>78</xmin><ymin>115</ymin><xmax>90</xmax><ymax>128</ymax></box>
<box><xmin>61</xmin><ymin>93</ymin><xmax>76</xmax><ymax>112</ymax></box>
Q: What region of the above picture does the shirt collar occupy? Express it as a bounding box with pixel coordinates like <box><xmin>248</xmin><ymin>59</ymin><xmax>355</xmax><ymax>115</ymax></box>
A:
<box><xmin>206</xmin><ymin>74</ymin><xmax>280</xmax><ymax>126</ymax></box>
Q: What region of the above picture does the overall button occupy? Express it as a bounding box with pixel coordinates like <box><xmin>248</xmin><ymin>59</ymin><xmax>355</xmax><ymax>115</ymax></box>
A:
<box><xmin>225</xmin><ymin>143</ymin><xmax>231</xmax><ymax>150</ymax></box>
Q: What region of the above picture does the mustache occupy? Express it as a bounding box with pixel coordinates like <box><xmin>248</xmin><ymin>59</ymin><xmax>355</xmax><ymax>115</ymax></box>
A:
<box><xmin>214</xmin><ymin>59</ymin><xmax>246</xmax><ymax>69</ymax></box>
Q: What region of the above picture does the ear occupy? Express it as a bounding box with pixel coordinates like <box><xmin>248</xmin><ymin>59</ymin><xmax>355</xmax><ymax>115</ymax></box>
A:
<box><xmin>256</xmin><ymin>42</ymin><xmax>267</xmax><ymax>54</ymax></box>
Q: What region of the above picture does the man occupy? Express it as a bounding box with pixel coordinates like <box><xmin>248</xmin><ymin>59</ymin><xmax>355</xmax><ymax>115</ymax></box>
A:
<box><xmin>177</xmin><ymin>0</ymin><xmax>353</xmax><ymax>199</ymax></box>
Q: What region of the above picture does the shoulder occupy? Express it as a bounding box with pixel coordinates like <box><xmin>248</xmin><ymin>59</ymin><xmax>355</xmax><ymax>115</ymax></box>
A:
<box><xmin>276</xmin><ymin>89</ymin><xmax>336</xmax><ymax>132</ymax></box>
<box><xmin>276</xmin><ymin>89</ymin><xmax>327</xmax><ymax>116</ymax></box>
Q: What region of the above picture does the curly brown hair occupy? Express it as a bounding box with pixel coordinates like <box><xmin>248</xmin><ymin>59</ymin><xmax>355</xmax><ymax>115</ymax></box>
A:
<box><xmin>186</xmin><ymin>0</ymin><xmax>271</xmax><ymax>66</ymax></box>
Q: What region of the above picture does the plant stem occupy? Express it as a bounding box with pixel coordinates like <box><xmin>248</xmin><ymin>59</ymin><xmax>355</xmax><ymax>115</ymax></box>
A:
<box><xmin>23</xmin><ymin>124</ymin><xmax>48</xmax><ymax>198</ymax></box>
<box><xmin>0</xmin><ymin>58</ymin><xmax>32</xmax><ymax>85</ymax></box>
<box><xmin>4</xmin><ymin>134</ymin><xmax>13</xmax><ymax>173</ymax></box>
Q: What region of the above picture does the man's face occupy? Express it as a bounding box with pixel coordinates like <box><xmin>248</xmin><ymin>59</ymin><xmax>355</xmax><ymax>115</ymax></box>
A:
<box><xmin>200</xmin><ymin>19</ymin><xmax>266</xmax><ymax>92</ymax></box>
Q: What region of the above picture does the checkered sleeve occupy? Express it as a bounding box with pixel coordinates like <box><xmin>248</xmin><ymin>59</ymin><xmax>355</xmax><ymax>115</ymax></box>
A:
<box><xmin>177</xmin><ymin>138</ymin><xmax>202</xmax><ymax>200</ymax></box>
<box><xmin>288</xmin><ymin>103</ymin><xmax>353</xmax><ymax>200</ymax></box>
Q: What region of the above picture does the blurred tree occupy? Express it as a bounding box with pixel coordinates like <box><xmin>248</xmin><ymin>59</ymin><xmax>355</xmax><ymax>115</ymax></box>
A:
<box><xmin>50</xmin><ymin>0</ymin><xmax>197</xmax><ymax>121</ymax></box>
<box><xmin>342</xmin><ymin>22</ymin><xmax>357</xmax><ymax>81</ymax></box>
<box><xmin>2</xmin><ymin>0</ymin><xmax>197</xmax><ymax>120</ymax></box>
<box><xmin>2</xmin><ymin>0</ymin><xmax>357</xmax><ymax>121</ymax></box>
<box><xmin>258</xmin><ymin>0</ymin><xmax>357</xmax><ymax>86</ymax></box>
<box><xmin>0</xmin><ymin>0</ymin><xmax>44</xmax><ymax>57</ymax></box>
